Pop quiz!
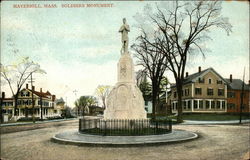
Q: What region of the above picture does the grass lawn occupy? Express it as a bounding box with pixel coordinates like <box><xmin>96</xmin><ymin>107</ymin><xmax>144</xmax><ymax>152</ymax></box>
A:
<box><xmin>181</xmin><ymin>113</ymin><xmax>250</xmax><ymax>121</ymax></box>
<box><xmin>148</xmin><ymin>113</ymin><xmax>250</xmax><ymax>121</ymax></box>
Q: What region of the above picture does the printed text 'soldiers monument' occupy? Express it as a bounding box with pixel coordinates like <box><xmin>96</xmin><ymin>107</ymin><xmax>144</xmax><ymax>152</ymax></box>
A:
<box><xmin>104</xmin><ymin>18</ymin><xmax>147</xmax><ymax>119</ymax></box>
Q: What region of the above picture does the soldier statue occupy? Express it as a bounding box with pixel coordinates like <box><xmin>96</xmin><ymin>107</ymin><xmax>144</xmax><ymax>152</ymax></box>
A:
<box><xmin>119</xmin><ymin>18</ymin><xmax>130</xmax><ymax>54</ymax></box>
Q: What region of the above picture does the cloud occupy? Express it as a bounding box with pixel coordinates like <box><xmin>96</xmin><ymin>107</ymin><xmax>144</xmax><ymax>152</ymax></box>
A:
<box><xmin>31</xmin><ymin>59</ymin><xmax>117</xmax><ymax>107</ymax></box>
<box><xmin>2</xmin><ymin>14</ymin><xmax>34</xmax><ymax>32</ymax></box>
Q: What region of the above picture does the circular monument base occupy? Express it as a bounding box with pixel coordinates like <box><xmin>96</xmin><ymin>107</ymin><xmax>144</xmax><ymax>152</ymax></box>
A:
<box><xmin>51</xmin><ymin>129</ymin><xmax>198</xmax><ymax>146</ymax></box>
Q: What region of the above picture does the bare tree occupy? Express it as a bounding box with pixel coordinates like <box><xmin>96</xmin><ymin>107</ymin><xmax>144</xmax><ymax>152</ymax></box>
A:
<box><xmin>94</xmin><ymin>85</ymin><xmax>111</xmax><ymax>109</ymax></box>
<box><xmin>132</xmin><ymin>31</ymin><xmax>168</xmax><ymax>119</ymax></box>
<box><xmin>134</xmin><ymin>1</ymin><xmax>232</xmax><ymax>122</ymax></box>
<box><xmin>1</xmin><ymin>57</ymin><xmax>46</xmax><ymax>117</ymax></box>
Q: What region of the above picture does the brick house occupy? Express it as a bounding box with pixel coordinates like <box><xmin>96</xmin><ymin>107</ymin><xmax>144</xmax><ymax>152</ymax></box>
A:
<box><xmin>226</xmin><ymin>75</ymin><xmax>250</xmax><ymax>113</ymax></box>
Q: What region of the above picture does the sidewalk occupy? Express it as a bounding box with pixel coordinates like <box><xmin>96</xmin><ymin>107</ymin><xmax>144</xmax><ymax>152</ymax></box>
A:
<box><xmin>180</xmin><ymin>119</ymin><xmax>250</xmax><ymax>125</ymax></box>
<box><xmin>0</xmin><ymin>118</ymin><xmax>77</xmax><ymax>127</ymax></box>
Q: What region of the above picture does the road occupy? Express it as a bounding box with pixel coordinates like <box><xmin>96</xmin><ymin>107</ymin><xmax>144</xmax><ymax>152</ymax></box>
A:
<box><xmin>1</xmin><ymin>119</ymin><xmax>249</xmax><ymax>160</ymax></box>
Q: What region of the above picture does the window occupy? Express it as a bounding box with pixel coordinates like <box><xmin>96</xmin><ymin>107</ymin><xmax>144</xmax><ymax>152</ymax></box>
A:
<box><xmin>172</xmin><ymin>103</ymin><xmax>177</xmax><ymax>110</ymax></box>
<box><xmin>187</xmin><ymin>100</ymin><xmax>191</xmax><ymax>109</ymax></box>
<box><xmin>218</xmin><ymin>89</ymin><xmax>224</xmax><ymax>96</ymax></box>
<box><xmin>194</xmin><ymin>100</ymin><xmax>198</xmax><ymax>109</ymax></box>
<box><xmin>216</xmin><ymin>101</ymin><xmax>221</xmax><ymax>109</ymax></box>
<box><xmin>208</xmin><ymin>78</ymin><xmax>212</xmax><ymax>84</ymax></box>
<box><xmin>17</xmin><ymin>100</ymin><xmax>22</xmax><ymax>105</ymax></box>
<box><xmin>23</xmin><ymin>100</ymin><xmax>28</xmax><ymax>105</ymax></box>
<box><xmin>222</xmin><ymin>101</ymin><xmax>225</xmax><ymax>109</ymax></box>
<box><xmin>185</xmin><ymin>89</ymin><xmax>189</xmax><ymax>96</ymax></box>
<box><xmin>211</xmin><ymin>101</ymin><xmax>215</xmax><ymax>109</ymax></box>
<box><xmin>227</xmin><ymin>92</ymin><xmax>235</xmax><ymax>98</ymax></box>
<box><xmin>206</xmin><ymin>101</ymin><xmax>210</xmax><ymax>109</ymax></box>
<box><xmin>207</xmin><ymin>88</ymin><xmax>213</xmax><ymax>95</ymax></box>
<box><xmin>241</xmin><ymin>104</ymin><xmax>246</xmax><ymax>110</ymax></box>
<box><xmin>183</xmin><ymin>101</ymin><xmax>187</xmax><ymax>110</ymax></box>
<box><xmin>145</xmin><ymin>101</ymin><xmax>148</xmax><ymax>106</ymax></box>
<box><xmin>195</xmin><ymin>88</ymin><xmax>202</xmax><ymax>95</ymax></box>
<box><xmin>217</xmin><ymin>80</ymin><xmax>223</xmax><ymax>84</ymax></box>
<box><xmin>174</xmin><ymin>92</ymin><xmax>177</xmax><ymax>98</ymax></box>
<box><xmin>227</xmin><ymin>103</ymin><xmax>236</xmax><ymax>109</ymax></box>
<box><xmin>199</xmin><ymin>100</ymin><xmax>203</xmax><ymax>109</ymax></box>
<box><xmin>198</xmin><ymin>78</ymin><xmax>204</xmax><ymax>83</ymax></box>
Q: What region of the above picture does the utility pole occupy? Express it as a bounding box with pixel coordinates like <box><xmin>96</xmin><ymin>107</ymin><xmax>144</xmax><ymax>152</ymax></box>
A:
<box><xmin>239</xmin><ymin>67</ymin><xmax>245</xmax><ymax>124</ymax></box>
<box><xmin>40</xmin><ymin>96</ymin><xmax>43</xmax><ymax>121</ymax></box>
<box><xmin>73</xmin><ymin>90</ymin><xmax>78</xmax><ymax>116</ymax></box>
<box><xmin>29</xmin><ymin>73</ymin><xmax>35</xmax><ymax>123</ymax></box>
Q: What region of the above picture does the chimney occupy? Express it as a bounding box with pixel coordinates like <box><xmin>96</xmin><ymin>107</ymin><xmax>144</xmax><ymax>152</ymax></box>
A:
<box><xmin>26</xmin><ymin>84</ymin><xmax>29</xmax><ymax>89</ymax></box>
<box><xmin>40</xmin><ymin>88</ymin><xmax>42</xmax><ymax>93</ymax></box>
<box><xmin>230</xmin><ymin>74</ymin><xmax>232</xmax><ymax>82</ymax></box>
<box><xmin>32</xmin><ymin>86</ymin><xmax>35</xmax><ymax>91</ymax></box>
<box><xmin>52</xmin><ymin>95</ymin><xmax>56</xmax><ymax>101</ymax></box>
<box><xmin>198</xmin><ymin>66</ymin><xmax>201</xmax><ymax>73</ymax></box>
<box><xmin>186</xmin><ymin>72</ymin><xmax>189</xmax><ymax>77</ymax></box>
<box><xmin>1</xmin><ymin>92</ymin><xmax>5</xmax><ymax>99</ymax></box>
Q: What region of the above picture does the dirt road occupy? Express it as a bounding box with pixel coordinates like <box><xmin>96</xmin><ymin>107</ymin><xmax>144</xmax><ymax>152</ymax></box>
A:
<box><xmin>1</xmin><ymin>120</ymin><xmax>249</xmax><ymax>160</ymax></box>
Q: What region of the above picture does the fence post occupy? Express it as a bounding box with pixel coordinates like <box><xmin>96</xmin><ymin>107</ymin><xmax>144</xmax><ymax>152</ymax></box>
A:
<box><xmin>79</xmin><ymin>119</ymin><xmax>81</xmax><ymax>132</ymax></box>
<box><xmin>169</xmin><ymin>119</ymin><xmax>172</xmax><ymax>132</ymax></box>
<box><xmin>104</xmin><ymin>120</ymin><xmax>107</xmax><ymax>136</ymax></box>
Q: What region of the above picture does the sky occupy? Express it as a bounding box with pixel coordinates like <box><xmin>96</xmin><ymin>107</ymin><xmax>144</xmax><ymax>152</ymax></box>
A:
<box><xmin>1</xmin><ymin>1</ymin><xmax>249</xmax><ymax>108</ymax></box>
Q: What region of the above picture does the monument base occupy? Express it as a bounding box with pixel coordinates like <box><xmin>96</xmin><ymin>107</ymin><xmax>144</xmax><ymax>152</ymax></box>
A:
<box><xmin>104</xmin><ymin>53</ymin><xmax>147</xmax><ymax>119</ymax></box>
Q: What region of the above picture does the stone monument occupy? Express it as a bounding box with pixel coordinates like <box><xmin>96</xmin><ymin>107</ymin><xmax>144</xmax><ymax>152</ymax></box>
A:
<box><xmin>104</xmin><ymin>18</ymin><xmax>147</xmax><ymax>119</ymax></box>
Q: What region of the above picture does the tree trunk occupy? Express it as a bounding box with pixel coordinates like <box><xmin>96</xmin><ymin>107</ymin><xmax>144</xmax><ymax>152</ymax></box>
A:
<box><xmin>152</xmin><ymin>84</ymin><xmax>156</xmax><ymax>120</ymax></box>
<box><xmin>14</xmin><ymin>95</ymin><xmax>18</xmax><ymax>116</ymax></box>
<box><xmin>25</xmin><ymin>107</ymin><xmax>28</xmax><ymax>117</ymax></box>
<box><xmin>176</xmin><ymin>80</ymin><xmax>183</xmax><ymax>123</ymax></box>
<box><xmin>82</xmin><ymin>106</ymin><xmax>85</xmax><ymax>117</ymax></box>
<box><xmin>151</xmin><ymin>79</ymin><xmax>160</xmax><ymax>120</ymax></box>
<box><xmin>0</xmin><ymin>97</ymin><xmax>3</xmax><ymax>123</ymax></box>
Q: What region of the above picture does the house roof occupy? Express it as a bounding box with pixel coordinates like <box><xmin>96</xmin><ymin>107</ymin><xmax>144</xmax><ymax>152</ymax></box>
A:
<box><xmin>225</xmin><ymin>79</ymin><xmax>250</xmax><ymax>90</ymax></box>
<box><xmin>171</xmin><ymin>67</ymin><xmax>227</xmax><ymax>87</ymax></box>
<box><xmin>26</xmin><ymin>89</ymin><xmax>55</xmax><ymax>100</ymax></box>
<box><xmin>0</xmin><ymin>98</ymin><xmax>13</xmax><ymax>101</ymax></box>
<box><xmin>55</xmin><ymin>97</ymin><xmax>65</xmax><ymax>104</ymax></box>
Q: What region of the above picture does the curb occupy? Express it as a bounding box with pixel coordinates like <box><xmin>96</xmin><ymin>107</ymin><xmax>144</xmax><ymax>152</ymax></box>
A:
<box><xmin>51</xmin><ymin>130</ymin><xmax>198</xmax><ymax>147</ymax></box>
<box><xmin>0</xmin><ymin>118</ymin><xmax>77</xmax><ymax>127</ymax></box>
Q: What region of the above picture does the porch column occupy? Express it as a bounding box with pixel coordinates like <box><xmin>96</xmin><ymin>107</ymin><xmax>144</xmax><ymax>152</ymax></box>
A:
<box><xmin>197</xmin><ymin>100</ymin><xmax>200</xmax><ymax>109</ymax></box>
<box><xmin>225</xmin><ymin>101</ymin><xmax>227</xmax><ymax>112</ymax></box>
<box><xmin>39</xmin><ymin>108</ymin><xmax>41</xmax><ymax>118</ymax></box>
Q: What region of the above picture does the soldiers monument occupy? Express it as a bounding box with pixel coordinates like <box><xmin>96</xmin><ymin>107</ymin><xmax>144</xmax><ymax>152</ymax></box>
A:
<box><xmin>103</xmin><ymin>18</ymin><xmax>147</xmax><ymax>119</ymax></box>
